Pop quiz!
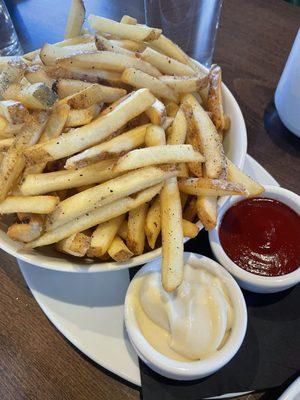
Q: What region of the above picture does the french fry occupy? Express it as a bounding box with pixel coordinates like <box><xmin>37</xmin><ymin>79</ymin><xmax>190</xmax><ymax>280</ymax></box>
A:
<box><xmin>87</xmin><ymin>214</ymin><xmax>125</xmax><ymax>258</ymax></box>
<box><xmin>65</xmin><ymin>124</ymin><xmax>149</xmax><ymax>169</ymax></box>
<box><xmin>40</xmin><ymin>42</ymin><xmax>97</xmax><ymax>66</ymax></box>
<box><xmin>185</xmin><ymin>119</ymin><xmax>203</xmax><ymax>177</ymax></box>
<box><xmin>47</xmin><ymin>65</ymin><xmax>122</xmax><ymax>85</ymax></box>
<box><xmin>145</xmin><ymin>195</ymin><xmax>161</xmax><ymax>249</ymax></box>
<box><xmin>145</xmin><ymin>99</ymin><xmax>167</xmax><ymax>127</ymax></box>
<box><xmin>161</xmin><ymin>176</ymin><xmax>183</xmax><ymax>292</ymax></box>
<box><xmin>46</xmin><ymin>166</ymin><xmax>177</xmax><ymax>231</ymax></box>
<box><xmin>64</xmin><ymin>0</ymin><xmax>85</xmax><ymax>39</ymax></box>
<box><xmin>120</xmin><ymin>15</ymin><xmax>137</xmax><ymax>25</ymax></box>
<box><xmin>196</xmin><ymin>196</ymin><xmax>217</xmax><ymax>231</ymax></box>
<box><xmin>109</xmin><ymin>38</ymin><xmax>145</xmax><ymax>52</ymax></box>
<box><xmin>107</xmin><ymin>235</ymin><xmax>133</xmax><ymax>262</ymax></box>
<box><xmin>0</xmin><ymin>195</ymin><xmax>58</xmax><ymax>214</ymax></box>
<box><xmin>20</xmin><ymin>159</ymin><xmax>116</xmax><ymax>195</ymax></box>
<box><xmin>226</xmin><ymin>158</ymin><xmax>264</xmax><ymax>197</ymax></box>
<box><xmin>182</xmin><ymin>94</ymin><xmax>226</xmax><ymax>179</ymax></box>
<box><xmin>167</xmin><ymin>107</ymin><xmax>187</xmax><ymax>145</ymax></box>
<box><xmin>127</xmin><ymin>203</ymin><xmax>148</xmax><ymax>255</ymax></box>
<box><xmin>0</xmin><ymin>138</ymin><xmax>14</xmax><ymax>151</ymax></box>
<box><xmin>162</xmin><ymin>75</ymin><xmax>207</xmax><ymax>94</ymax></box>
<box><xmin>25</xmin><ymin>65</ymin><xmax>55</xmax><ymax>87</ymax></box>
<box><xmin>24</xmin><ymin>88</ymin><xmax>156</xmax><ymax>163</ymax></box>
<box><xmin>3</xmin><ymin>82</ymin><xmax>58</xmax><ymax>110</ymax></box>
<box><xmin>207</xmin><ymin>64</ymin><xmax>226</xmax><ymax>130</ymax></box>
<box><xmin>88</xmin><ymin>15</ymin><xmax>162</xmax><ymax>42</ymax></box>
<box><xmin>118</xmin><ymin>219</ymin><xmax>128</xmax><ymax>241</ymax></box>
<box><xmin>0</xmin><ymin>59</ymin><xmax>27</xmax><ymax>97</ymax></box>
<box><xmin>0</xmin><ymin>116</ymin><xmax>7</xmax><ymax>132</ymax></box>
<box><xmin>65</xmin><ymin>104</ymin><xmax>101</xmax><ymax>127</ymax></box>
<box><xmin>39</xmin><ymin>103</ymin><xmax>70</xmax><ymax>142</ymax></box>
<box><xmin>7</xmin><ymin>214</ymin><xmax>44</xmax><ymax>243</ymax></box>
<box><xmin>178</xmin><ymin>177</ymin><xmax>247</xmax><ymax>196</ymax></box>
<box><xmin>148</xmin><ymin>34</ymin><xmax>190</xmax><ymax>64</ymax></box>
<box><xmin>0</xmin><ymin>100</ymin><xmax>29</xmax><ymax>125</ymax></box>
<box><xmin>145</xmin><ymin>125</ymin><xmax>166</xmax><ymax>146</ymax></box>
<box><xmin>54</xmin><ymin>79</ymin><xmax>127</xmax><ymax>102</ymax></box>
<box><xmin>26</xmin><ymin>183</ymin><xmax>162</xmax><ymax>248</ymax></box>
<box><xmin>165</xmin><ymin>101</ymin><xmax>179</xmax><ymax>118</ymax></box>
<box><xmin>183</xmin><ymin>196</ymin><xmax>197</xmax><ymax>222</ymax></box>
<box><xmin>113</xmin><ymin>144</ymin><xmax>204</xmax><ymax>173</ymax></box>
<box><xmin>95</xmin><ymin>34</ymin><xmax>135</xmax><ymax>57</ymax></box>
<box><xmin>56</xmin><ymin>232</ymin><xmax>91</xmax><ymax>257</ymax></box>
<box><xmin>57</xmin><ymin>84</ymin><xmax>104</xmax><ymax>109</ymax></box>
<box><xmin>57</xmin><ymin>51</ymin><xmax>161</xmax><ymax>77</ymax></box>
<box><xmin>121</xmin><ymin>68</ymin><xmax>178</xmax><ymax>102</ymax></box>
<box><xmin>182</xmin><ymin>219</ymin><xmax>199</xmax><ymax>238</ymax></box>
<box><xmin>141</xmin><ymin>47</ymin><xmax>194</xmax><ymax>76</ymax></box>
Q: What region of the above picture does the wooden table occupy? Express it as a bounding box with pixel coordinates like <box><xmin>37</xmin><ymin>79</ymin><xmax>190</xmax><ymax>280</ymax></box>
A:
<box><xmin>1</xmin><ymin>0</ymin><xmax>299</xmax><ymax>398</ymax></box>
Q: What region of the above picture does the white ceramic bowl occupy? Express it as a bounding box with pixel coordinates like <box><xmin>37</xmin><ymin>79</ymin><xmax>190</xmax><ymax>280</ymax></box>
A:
<box><xmin>209</xmin><ymin>185</ymin><xmax>300</xmax><ymax>293</ymax></box>
<box><xmin>0</xmin><ymin>62</ymin><xmax>247</xmax><ymax>272</ymax></box>
<box><xmin>124</xmin><ymin>252</ymin><xmax>247</xmax><ymax>380</ymax></box>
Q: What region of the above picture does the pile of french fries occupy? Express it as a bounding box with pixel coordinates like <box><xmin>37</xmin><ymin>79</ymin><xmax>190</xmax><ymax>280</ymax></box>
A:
<box><xmin>0</xmin><ymin>0</ymin><xmax>264</xmax><ymax>291</ymax></box>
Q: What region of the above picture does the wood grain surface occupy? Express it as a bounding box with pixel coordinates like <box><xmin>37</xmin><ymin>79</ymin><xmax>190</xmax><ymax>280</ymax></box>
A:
<box><xmin>1</xmin><ymin>0</ymin><xmax>299</xmax><ymax>399</ymax></box>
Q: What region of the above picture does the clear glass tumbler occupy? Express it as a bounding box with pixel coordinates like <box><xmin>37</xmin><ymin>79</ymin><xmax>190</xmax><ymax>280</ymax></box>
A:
<box><xmin>0</xmin><ymin>0</ymin><xmax>22</xmax><ymax>56</ymax></box>
<box><xmin>144</xmin><ymin>0</ymin><xmax>222</xmax><ymax>67</ymax></box>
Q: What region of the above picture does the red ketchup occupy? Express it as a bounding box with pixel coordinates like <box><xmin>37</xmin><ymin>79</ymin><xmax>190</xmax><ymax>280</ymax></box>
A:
<box><xmin>219</xmin><ymin>198</ymin><xmax>300</xmax><ymax>276</ymax></box>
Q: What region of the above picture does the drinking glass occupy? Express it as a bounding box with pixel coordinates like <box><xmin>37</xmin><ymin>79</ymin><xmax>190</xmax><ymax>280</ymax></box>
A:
<box><xmin>0</xmin><ymin>0</ymin><xmax>22</xmax><ymax>56</ymax></box>
<box><xmin>144</xmin><ymin>0</ymin><xmax>222</xmax><ymax>67</ymax></box>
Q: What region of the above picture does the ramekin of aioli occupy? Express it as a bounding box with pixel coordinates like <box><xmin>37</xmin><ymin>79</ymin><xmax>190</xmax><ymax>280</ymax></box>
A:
<box><xmin>209</xmin><ymin>185</ymin><xmax>300</xmax><ymax>293</ymax></box>
<box><xmin>124</xmin><ymin>253</ymin><xmax>247</xmax><ymax>380</ymax></box>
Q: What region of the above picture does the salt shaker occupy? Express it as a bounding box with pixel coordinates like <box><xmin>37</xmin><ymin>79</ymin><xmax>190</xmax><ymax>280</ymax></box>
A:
<box><xmin>275</xmin><ymin>29</ymin><xmax>300</xmax><ymax>138</ymax></box>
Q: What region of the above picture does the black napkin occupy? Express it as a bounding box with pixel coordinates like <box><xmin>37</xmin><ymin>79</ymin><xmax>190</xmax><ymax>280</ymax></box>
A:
<box><xmin>129</xmin><ymin>230</ymin><xmax>300</xmax><ymax>399</ymax></box>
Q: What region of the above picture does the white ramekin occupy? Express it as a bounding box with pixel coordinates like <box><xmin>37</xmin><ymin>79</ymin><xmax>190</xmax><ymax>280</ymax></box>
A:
<box><xmin>124</xmin><ymin>252</ymin><xmax>247</xmax><ymax>380</ymax></box>
<box><xmin>209</xmin><ymin>185</ymin><xmax>300</xmax><ymax>293</ymax></box>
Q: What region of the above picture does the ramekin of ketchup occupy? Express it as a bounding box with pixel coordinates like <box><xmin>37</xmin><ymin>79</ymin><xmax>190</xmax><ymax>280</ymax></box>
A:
<box><xmin>209</xmin><ymin>185</ymin><xmax>300</xmax><ymax>293</ymax></box>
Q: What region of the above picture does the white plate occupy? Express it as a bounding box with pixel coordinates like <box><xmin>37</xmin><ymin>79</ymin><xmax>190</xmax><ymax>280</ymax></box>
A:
<box><xmin>18</xmin><ymin>155</ymin><xmax>279</xmax><ymax>393</ymax></box>
<box><xmin>278</xmin><ymin>377</ymin><xmax>300</xmax><ymax>400</ymax></box>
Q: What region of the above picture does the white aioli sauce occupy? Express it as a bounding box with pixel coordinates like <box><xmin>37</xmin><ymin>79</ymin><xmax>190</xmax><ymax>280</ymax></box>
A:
<box><xmin>133</xmin><ymin>263</ymin><xmax>233</xmax><ymax>361</ymax></box>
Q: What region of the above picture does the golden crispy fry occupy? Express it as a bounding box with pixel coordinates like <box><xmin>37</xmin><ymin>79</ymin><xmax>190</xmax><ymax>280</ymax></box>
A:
<box><xmin>161</xmin><ymin>177</ymin><xmax>183</xmax><ymax>292</ymax></box>
<box><xmin>148</xmin><ymin>35</ymin><xmax>190</xmax><ymax>64</ymax></box>
<box><xmin>182</xmin><ymin>93</ymin><xmax>226</xmax><ymax>179</ymax></box>
<box><xmin>87</xmin><ymin>214</ymin><xmax>125</xmax><ymax>258</ymax></box>
<box><xmin>0</xmin><ymin>138</ymin><xmax>13</xmax><ymax>151</ymax></box>
<box><xmin>160</xmin><ymin>74</ymin><xmax>208</xmax><ymax>93</ymax></box>
<box><xmin>7</xmin><ymin>214</ymin><xmax>44</xmax><ymax>243</ymax></box>
<box><xmin>57</xmin><ymin>84</ymin><xmax>104</xmax><ymax>109</ymax></box>
<box><xmin>145</xmin><ymin>99</ymin><xmax>167</xmax><ymax>127</ymax></box>
<box><xmin>65</xmin><ymin>0</ymin><xmax>86</xmax><ymax>39</ymax></box>
<box><xmin>118</xmin><ymin>219</ymin><xmax>128</xmax><ymax>241</ymax></box>
<box><xmin>207</xmin><ymin>64</ymin><xmax>225</xmax><ymax>130</ymax></box>
<box><xmin>57</xmin><ymin>51</ymin><xmax>161</xmax><ymax>77</ymax></box>
<box><xmin>113</xmin><ymin>144</ymin><xmax>204</xmax><ymax>173</ymax></box>
<box><xmin>25</xmin><ymin>65</ymin><xmax>55</xmax><ymax>87</ymax></box>
<box><xmin>141</xmin><ymin>47</ymin><xmax>194</xmax><ymax>76</ymax></box>
<box><xmin>40</xmin><ymin>42</ymin><xmax>97</xmax><ymax>66</ymax></box>
<box><xmin>167</xmin><ymin>107</ymin><xmax>187</xmax><ymax>145</ymax></box>
<box><xmin>179</xmin><ymin>177</ymin><xmax>247</xmax><ymax>197</ymax></box>
<box><xmin>121</xmin><ymin>68</ymin><xmax>178</xmax><ymax>102</ymax></box>
<box><xmin>56</xmin><ymin>232</ymin><xmax>91</xmax><ymax>257</ymax></box>
<box><xmin>24</xmin><ymin>89</ymin><xmax>156</xmax><ymax>163</ymax></box>
<box><xmin>54</xmin><ymin>79</ymin><xmax>126</xmax><ymax>102</ymax></box>
<box><xmin>88</xmin><ymin>15</ymin><xmax>161</xmax><ymax>42</ymax></box>
<box><xmin>0</xmin><ymin>195</ymin><xmax>58</xmax><ymax>214</ymax></box>
<box><xmin>196</xmin><ymin>196</ymin><xmax>217</xmax><ymax>231</ymax></box>
<box><xmin>182</xmin><ymin>219</ymin><xmax>199</xmax><ymax>238</ymax></box>
<box><xmin>145</xmin><ymin>195</ymin><xmax>161</xmax><ymax>249</ymax></box>
<box><xmin>65</xmin><ymin>124</ymin><xmax>149</xmax><ymax>169</ymax></box>
<box><xmin>46</xmin><ymin>166</ymin><xmax>176</xmax><ymax>231</ymax></box>
<box><xmin>20</xmin><ymin>159</ymin><xmax>116</xmax><ymax>195</ymax></box>
<box><xmin>26</xmin><ymin>184</ymin><xmax>162</xmax><ymax>248</ymax></box>
<box><xmin>65</xmin><ymin>104</ymin><xmax>101</xmax><ymax>128</ymax></box>
<box><xmin>108</xmin><ymin>235</ymin><xmax>133</xmax><ymax>262</ymax></box>
<box><xmin>0</xmin><ymin>100</ymin><xmax>29</xmax><ymax>125</ymax></box>
<box><xmin>185</xmin><ymin>119</ymin><xmax>203</xmax><ymax>177</ymax></box>
<box><xmin>0</xmin><ymin>116</ymin><xmax>7</xmax><ymax>131</ymax></box>
<box><xmin>183</xmin><ymin>197</ymin><xmax>197</xmax><ymax>222</ymax></box>
<box><xmin>145</xmin><ymin>125</ymin><xmax>166</xmax><ymax>147</ymax></box>
<box><xmin>164</xmin><ymin>100</ymin><xmax>179</xmax><ymax>118</ymax></box>
<box><xmin>120</xmin><ymin>15</ymin><xmax>137</xmax><ymax>25</ymax></box>
<box><xmin>226</xmin><ymin>158</ymin><xmax>264</xmax><ymax>197</ymax></box>
<box><xmin>127</xmin><ymin>203</ymin><xmax>148</xmax><ymax>255</ymax></box>
<box><xmin>109</xmin><ymin>39</ymin><xmax>145</xmax><ymax>52</ymax></box>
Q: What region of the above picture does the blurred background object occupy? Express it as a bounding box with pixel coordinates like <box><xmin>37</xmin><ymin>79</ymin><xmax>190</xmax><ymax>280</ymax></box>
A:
<box><xmin>285</xmin><ymin>0</ymin><xmax>300</xmax><ymax>5</ymax></box>
<box><xmin>0</xmin><ymin>0</ymin><xmax>22</xmax><ymax>55</ymax></box>
<box><xmin>144</xmin><ymin>0</ymin><xmax>222</xmax><ymax>66</ymax></box>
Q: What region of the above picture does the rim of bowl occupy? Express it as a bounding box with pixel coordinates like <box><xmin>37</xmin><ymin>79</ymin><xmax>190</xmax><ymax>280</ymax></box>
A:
<box><xmin>0</xmin><ymin>60</ymin><xmax>247</xmax><ymax>273</ymax></box>
<box><xmin>209</xmin><ymin>185</ymin><xmax>300</xmax><ymax>290</ymax></box>
<box><xmin>124</xmin><ymin>252</ymin><xmax>247</xmax><ymax>380</ymax></box>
